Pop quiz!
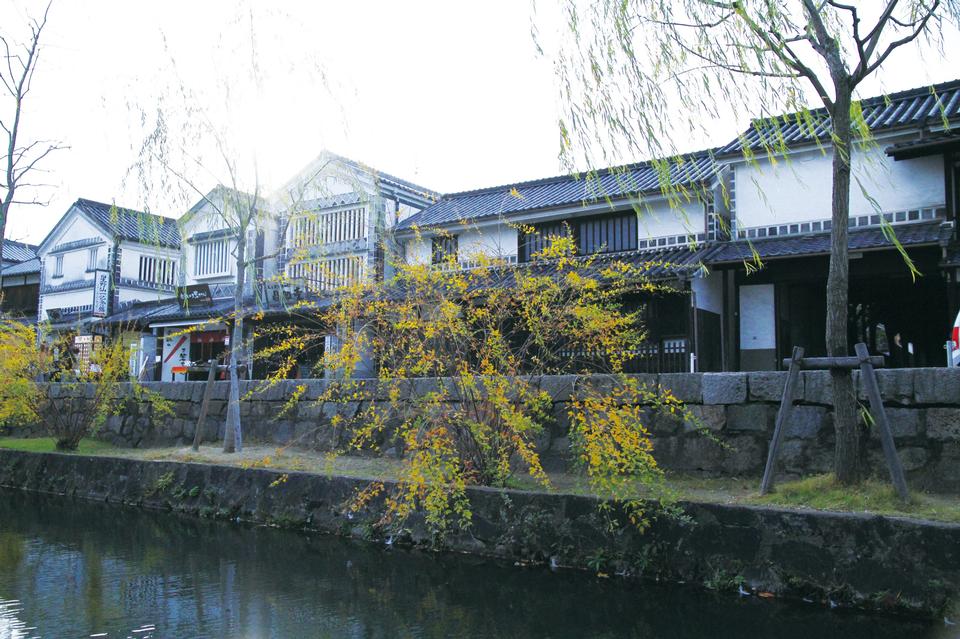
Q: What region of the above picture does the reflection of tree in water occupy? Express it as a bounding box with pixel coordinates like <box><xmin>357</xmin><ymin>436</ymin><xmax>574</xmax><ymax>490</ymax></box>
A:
<box><xmin>0</xmin><ymin>491</ymin><xmax>937</xmax><ymax>638</ymax></box>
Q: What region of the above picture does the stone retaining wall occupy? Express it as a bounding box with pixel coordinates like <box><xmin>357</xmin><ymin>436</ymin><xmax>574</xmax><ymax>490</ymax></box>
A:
<box><xmin>9</xmin><ymin>368</ymin><xmax>960</xmax><ymax>490</ymax></box>
<box><xmin>0</xmin><ymin>449</ymin><xmax>956</xmax><ymax>618</ymax></box>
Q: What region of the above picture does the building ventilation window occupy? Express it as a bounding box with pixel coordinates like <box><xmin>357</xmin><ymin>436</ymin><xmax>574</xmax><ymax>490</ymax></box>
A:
<box><xmin>53</xmin><ymin>255</ymin><xmax>63</xmax><ymax>278</ymax></box>
<box><xmin>139</xmin><ymin>255</ymin><xmax>177</xmax><ymax>286</ymax></box>
<box><xmin>194</xmin><ymin>239</ymin><xmax>229</xmax><ymax>277</ymax></box>
<box><xmin>287</xmin><ymin>255</ymin><xmax>366</xmax><ymax>292</ymax></box>
<box><xmin>291</xmin><ymin>206</ymin><xmax>368</xmax><ymax>248</ymax></box>
<box><xmin>431</xmin><ymin>235</ymin><xmax>459</xmax><ymax>265</ymax></box>
<box><xmin>87</xmin><ymin>247</ymin><xmax>99</xmax><ymax>271</ymax></box>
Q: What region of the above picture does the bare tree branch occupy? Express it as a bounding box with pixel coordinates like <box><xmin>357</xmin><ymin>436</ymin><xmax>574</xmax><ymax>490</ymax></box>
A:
<box><xmin>1</xmin><ymin>1</ymin><xmax>60</xmax><ymax>293</ymax></box>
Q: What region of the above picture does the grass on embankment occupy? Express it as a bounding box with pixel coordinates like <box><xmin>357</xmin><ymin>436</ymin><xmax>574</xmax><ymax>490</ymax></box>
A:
<box><xmin>0</xmin><ymin>437</ymin><xmax>117</xmax><ymax>455</ymax></box>
<box><xmin>749</xmin><ymin>473</ymin><xmax>960</xmax><ymax>524</ymax></box>
<box><xmin>1</xmin><ymin>437</ymin><xmax>957</xmax><ymax>523</ymax></box>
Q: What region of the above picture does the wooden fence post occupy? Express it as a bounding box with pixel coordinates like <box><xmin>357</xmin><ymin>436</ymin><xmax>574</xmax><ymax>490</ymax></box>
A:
<box><xmin>760</xmin><ymin>346</ymin><xmax>804</xmax><ymax>495</ymax></box>
<box><xmin>191</xmin><ymin>359</ymin><xmax>218</xmax><ymax>452</ymax></box>
<box><xmin>854</xmin><ymin>343</ymin><xmax>910</xmax><ymax>502</ymax></box>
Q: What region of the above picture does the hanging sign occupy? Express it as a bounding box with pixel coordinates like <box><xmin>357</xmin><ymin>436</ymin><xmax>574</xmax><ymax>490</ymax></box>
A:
<box><xmin>176</xmin><ymin>284</ymin><xmax>213</xmax><ymax>309</ymax></box>
<box><xmin>92</xmin><ymin>270</ymin><xmax>111</xmax><ymax>317</ymax></box>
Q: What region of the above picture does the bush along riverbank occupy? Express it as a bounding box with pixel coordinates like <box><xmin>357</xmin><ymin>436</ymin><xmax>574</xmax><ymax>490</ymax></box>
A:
<box><xmin>0</xmin><ymin>447</ymin><xmax>957</xmax><ymax>619</ymax></box>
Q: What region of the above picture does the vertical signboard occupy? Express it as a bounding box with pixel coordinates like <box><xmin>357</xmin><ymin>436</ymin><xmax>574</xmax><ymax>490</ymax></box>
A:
<box><xmin>161</xmin><ymin>328</ymin><xmax>191</xmax><ymax>382</ymax></box>
<box><xmin>92</xmin><ymin>269</ymin><xmax>111</xmax><ymax>318</ymax></box>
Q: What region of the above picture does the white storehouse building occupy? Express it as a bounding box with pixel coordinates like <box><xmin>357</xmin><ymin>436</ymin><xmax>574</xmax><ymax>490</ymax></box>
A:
<box><xmin>35</xmin><ymin>198</ymin><xmax>181</xmax><ymax>329</ymax></box>
<box><xmin>397</xmin><ymin>79</ymin><xmax>960</xmax><ymax>372</ymax></box>
<box><xmin>101</xmin><ymin>152</ymin><xmax>437</xmax><ymax>381</ymax></box>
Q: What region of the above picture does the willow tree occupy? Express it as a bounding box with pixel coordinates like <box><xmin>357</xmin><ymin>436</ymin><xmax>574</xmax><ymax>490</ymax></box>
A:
<box><xmin>128</xmin><ymin>4</ymin><xmax>335</xmax><ymax>453</ymax></box>
<box><xmin>545</xmin><ymin>0</ymin><xmax>960</xmax><ymax>484</ymax></box>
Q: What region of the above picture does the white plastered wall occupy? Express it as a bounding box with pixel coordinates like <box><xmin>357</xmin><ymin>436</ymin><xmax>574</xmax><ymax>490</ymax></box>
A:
<box><xmin>734</xmin><ymin>142</ymin><xmax>945</xmax><ymax>228</ymax></box>
<box><xmin>635</xmin><ymin>198</ymin><xmax>704</xmax><ymax>240</ymax></box>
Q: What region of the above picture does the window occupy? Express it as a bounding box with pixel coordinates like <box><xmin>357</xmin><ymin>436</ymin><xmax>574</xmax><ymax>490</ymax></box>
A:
<box><xmin>431</xmin><ymin>235</ymin><xmax>459</xmax><ymax>265</ymax></box>
<box><xmin>518</xmin><ymin>212</ymin><xmax>637</xmax><ymax>262</ymax></box>
<box><xmin>287</xmin><ymin>255</ymin><xmax>366</xmax><ymax>292</ymax></box>
<box><xmin>194</xmin><ymin>239</ymin><xmax>229</xmax><ymax>277</ymax></box>
<box><xmin>53</xmin><ymin>255</ymin><xmax>63</xmax><ymax>278</ymax></box>
<box><xmin>518</xmin><ymin>221</ymin><xmax>573</xmax><ymax>262</ymax></box>
<box><xmin>139</xmin><ymin>255</ymin><xmax>177</xmax><ymax>286</ymax></box>
<box><xmin>87</xmin><ymin>247</ymin><xmax>99</xmax><ymax>271</ymax></box>
<box><xmin>291</xmin><ymin>206</ymin><xmax>368</xmax><ymax>248</ymax></box>
<box><xmin>576</xmin><ymin>212</ymin><xmax>638</xmax><ymax>255</ymax></box>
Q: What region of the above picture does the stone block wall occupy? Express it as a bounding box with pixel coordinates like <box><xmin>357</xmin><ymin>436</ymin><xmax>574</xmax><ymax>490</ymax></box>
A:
<box><xmin>9</xmin><ymin>368</ymin><xmax>960</xmax><ymax>490</ymax></box>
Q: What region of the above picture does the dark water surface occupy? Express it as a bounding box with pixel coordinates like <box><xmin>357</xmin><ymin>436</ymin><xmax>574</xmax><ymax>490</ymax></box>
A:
<box><xmin>0</xmin><ymin>488</ymin><xmax>948</xmax><ymax>639</ymax></box>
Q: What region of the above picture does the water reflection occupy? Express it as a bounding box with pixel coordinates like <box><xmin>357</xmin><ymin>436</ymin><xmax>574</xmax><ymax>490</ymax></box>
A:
<box><xmin>0</xmin><ymin>489</ymin><xmax>946</xmax><ymax>638</ymax></box>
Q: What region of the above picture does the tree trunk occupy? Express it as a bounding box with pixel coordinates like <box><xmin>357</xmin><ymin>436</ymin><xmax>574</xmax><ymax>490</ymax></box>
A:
<box><xmin>826</xmin><ymin>82</ymin><xmax>860</xmax><ymax>485</ymax></box>
<box><xmin>223</xmin><ymin>233</ymin><xmax>246</xmax><ymax>454</ymax></box>
<box><xmin>0</xmin><ymin>206</ymin><xmax>7</xmax><ymax>295</ymax></box>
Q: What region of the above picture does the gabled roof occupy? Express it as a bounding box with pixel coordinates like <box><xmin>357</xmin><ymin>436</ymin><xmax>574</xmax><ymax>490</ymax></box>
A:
<box><xmin>180</xmin><ymin>185</ymin><xmax>267</xmax><ymax>227</ymax></box>
<box><xmin>397</xmin><ymin>150</ymin><xmax>718</xmax><ymax>231</ymax></box>
<box><xmin>72</xmin><ymin>198</ymin><xmax>181</xmax><ymax>248</ymax></box>
<box><xmin>718</xmin><ymin>79</ymin><xmax>960</xmax><ymax>157</ymax></box>
<box><xmin>2</xmin><ymin>239</ymin><xmax>38</xmax><ymax>263</ymax></box>
<box><xmin>709</xmin><ymin>220</ymin><xmax>951</xmax><ymax>263</ymax></box>
<box><xmin>277</xmin><ymin>151</ymin><xmax>440</xmax><ymax>211</ymax></box>
<box><xmin>327</xmin><ymin>153</ymin><xmax>440</xmax><ymax>206</ymax></box>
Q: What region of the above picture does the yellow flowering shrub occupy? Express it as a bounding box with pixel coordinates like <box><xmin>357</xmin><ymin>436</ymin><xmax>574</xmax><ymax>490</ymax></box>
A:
<box><xmin>260</xmin><ymin>235</ymin><xmax>698</xmax><ymax>536</ymax></box>
<box><xmin>0</xmin><ymin>321</ymin><xmax>173</xmax><ymax>450</ymax></box>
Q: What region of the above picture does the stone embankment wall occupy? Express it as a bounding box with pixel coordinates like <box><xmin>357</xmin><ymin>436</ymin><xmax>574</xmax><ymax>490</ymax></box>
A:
<box><xmin>0</xmin><ymin>449</ymin><xmax>956</xmax><ymax>617</ymax></box>
<box><xmin>10</xmin><ymin>368</ymin><xmax>960</xmax><ymax>489</ymax></box>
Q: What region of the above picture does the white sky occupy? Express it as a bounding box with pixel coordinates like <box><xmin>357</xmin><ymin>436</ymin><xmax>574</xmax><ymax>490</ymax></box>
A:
<box><xmin>2</xmin><ymin>0</ymin><xmax>959</xmax><ymax>244</ymax></box>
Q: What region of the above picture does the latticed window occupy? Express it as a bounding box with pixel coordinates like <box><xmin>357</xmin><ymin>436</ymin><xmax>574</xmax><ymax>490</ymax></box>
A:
<box><xmin>518</xmin><ymin>220</ymin><xmax>572</xmax><ymax>262</ymax></box>
<box><xmin>194</xmin><ymin>239</ymin><xmax>229</xmax><ymax>277</ymax></box>
<box><xmin>139</xmin><ymin>255</ymin><xmax>177</xmax><ymax>285</ymax></box>
<box><xmin>87</xmin><ymin>247</ymin><xmax>99</xmax><ymax>271</ymax></box>
<box><xmin>431</xmin><ymin>235</ymin><xmax>459</xmax><ymax>264</ymax></box>
<box><xmin>291</xmin><ymin>206</ymin><xmax>368</xmax><ymax>248</ymax></box>
<box><xmin>287</xmin><ymin>255</ymin><xmax>366</xmax><ymax>292</ymax></box>
<box><xmin>518</xmin><ymin>212</ymin><xmax>637</xmax><ymax>262</ymax></box>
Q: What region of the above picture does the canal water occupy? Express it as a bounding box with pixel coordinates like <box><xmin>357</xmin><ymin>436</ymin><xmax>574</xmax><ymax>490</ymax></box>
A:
<box><xmin>0</xmin><ymin>489</ymin><xmax>948</xmax><ymax>639</ymax></box>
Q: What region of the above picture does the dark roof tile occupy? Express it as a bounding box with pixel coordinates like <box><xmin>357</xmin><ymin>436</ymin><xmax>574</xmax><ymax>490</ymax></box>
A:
<box><xmin>709</xmin><ymin>221</ymin><xmax>950</xmax><ymax>263</ymax></box>
<box><xmin>2</xmin><ymin>239</ymin><xmax>38</xmax><ymax>263</ymax></box>
<box><xmin>2</xmin><ymin>257</ymin><xmax>40</xmax><ymax>276</ymax></box>
<box><xmin>398</xmin><ymin>150</ymin><xmax>718</xmax><ymax>230</ymax></box>
<box><xmin>718</xmin><ymin>79</ymin><xmax>960</xmax><ymax>157</ymax></box>
<box><xmin>74</xmin><ymin>198</ymin><xmax>181</xmax><ymax>249</ymax></box>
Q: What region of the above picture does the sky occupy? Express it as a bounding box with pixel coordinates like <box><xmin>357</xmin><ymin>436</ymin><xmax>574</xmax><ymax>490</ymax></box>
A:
<box><xmin>2</xmin><ymin>0</ymin><xmax>959</xmax><ymax>245</ymax></box>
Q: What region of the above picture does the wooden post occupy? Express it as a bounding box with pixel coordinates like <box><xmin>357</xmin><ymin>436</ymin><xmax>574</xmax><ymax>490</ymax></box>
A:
<box><xmin>854</xmin><ymin>343</ymin><xmax>910</xmax><ymax>501</ymax></box>
<box><xmin>191</xmin><ymin>359</ymin><xmax>218</xmax><ymax>452</ymax></box>
<box><xmin>760</xmin><ymin>346</ymin><xmax>804</xmax><ymax>495</ymax></box>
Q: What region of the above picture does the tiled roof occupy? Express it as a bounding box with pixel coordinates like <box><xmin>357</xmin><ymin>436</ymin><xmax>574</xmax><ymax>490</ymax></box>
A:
<box><xmin>709</xmin><ymin>220</ymin><xmax>951</xmax><ymax>263</ymax></box>
<box><xmin>330</xmin><ymin>154</ymin><xmax>440</xmax><ymax>203</ymax></box>
<box><xmin>2</xmin><ymin>239</ymin><xmax>38</xmax><ymax>263</ymax></box>
<box><xmin>100</xmin><ymin>289</ymin><xmax>333</xmax><ymax>327</ymax></box>
<box><xmin>718</xmin><ymin>79</ymin><xmax>960</xmax><ymax>157</ymax></box>
<box><xmin>886</xmin><ymin>131</ymin><xmax>960</xmax><ymax>159</ymax></box>
<box><xmin>74</xmin><ymin>198</ymin><xmax>181</xmax><ymax>249</ymax></box>
<box><xmin>2</xmin><ymin>257</ymin><xmax>40</xmax><ymax>276</ymax></box>
<box><xmin>397</xmin><ymin>150</ymin><xmax>718</xmax><ymax>231</ymax></box>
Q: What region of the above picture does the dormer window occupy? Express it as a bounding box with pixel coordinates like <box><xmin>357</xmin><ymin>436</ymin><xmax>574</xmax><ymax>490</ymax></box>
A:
<box><xmin>194</xmin><ymin>239</ymin><xmax>229</xmax><ymax>277</ymax></box>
